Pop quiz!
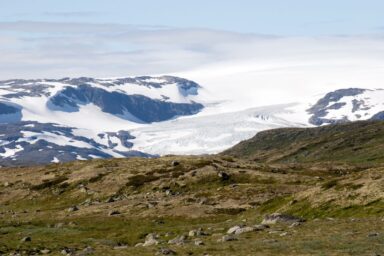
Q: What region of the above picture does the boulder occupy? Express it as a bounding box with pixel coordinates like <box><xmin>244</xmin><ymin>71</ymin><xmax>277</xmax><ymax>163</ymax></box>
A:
<box><xmin>194</xmin><ymin>239</ymin><xmax>204</xmax><ymax>246</ymax></box>
<box><xmin>157</xmin><ymin>248</ymin><xmax>177</xmax><ymax>255</ymax></box>
<box><xmin>218</xmin><ymin>235</ymin><xmax>237</xmax><ymax>242</ymax></box>
<box><xmin>20</xmin><ymin>236</ymin><xmax>31</xmax><ymax>242</ymax></box>
<box><xmin>168</xmin><ymin>235</ymin><xmax>186</xmax><ymax>245</ymax></box>
<box><xmin>108</xmin><ymin>210</ymin><xmax>121</xmax><ymax>216</ymax></box>
<box><xmin>253</xmin><ymin>224</ymin><xmax>269</xmax><ymax>231</ymax></box>
<box><xmin>171</xmin><ymin>160</ymin><xmax>180</xmax><ymax>167</ymax></box>
<box><xmin>218</xmin><ymin>171</ymin><xmax>230</xmax><ymax>181</ymax></box>
<box><xmin>143</xmin><ymin>233</ymin><xmax>159</xmax><ymax>246</ymax></box>
<box><xmin>189</xmin><ymin>228</ymin><xmax>208</xmax><ymax>237</ymax></box>
<box><xmin>234</xmin><ymin>226</ymin><xmax>255</xmax><ymax>235</ymax></box>
<box><xmin>227</xmin><ymin>225</ymin><xmax>243</xmax><ymax>234</ymax></box>
<box><xmin>262</xmin><ymin>213</ymin><xmax>305</xmax><ymax>225</ymax></box>
<box><xmin>67</xmin><ymin>206</ymin><xmax>79</xmax><ymax>212</ymax></box>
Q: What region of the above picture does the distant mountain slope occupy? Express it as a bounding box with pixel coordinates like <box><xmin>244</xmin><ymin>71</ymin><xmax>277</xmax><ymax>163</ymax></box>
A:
<box><xmin>0</xmin><ymin>76</ymin><xmax>203</xmax><ymax>126</ymax></box>
<box><xmin>308</xmin><ymin>88</ymin><xmax>384</xmax><ymax>125</ymax></box>
<box><xmin>0</xmin><ymin>76</ymin><xmax>203</xmax><ymax>165</ymax></box>
<box><xmin>1</xmin><ymin>73</ymin><xmax>384</xmax><ymax>166</ymax></box>
<box><xmin>223</xmin><ymin>121</ymin><xmax>384</xmax><ymax>164</ymax></box>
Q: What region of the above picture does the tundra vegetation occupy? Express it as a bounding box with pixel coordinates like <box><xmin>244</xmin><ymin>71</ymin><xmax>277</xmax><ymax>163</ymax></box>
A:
<box><xmin>1</xmin><ymin>121</ymin><xmax>384</xmax><ymax>255</ymax></box>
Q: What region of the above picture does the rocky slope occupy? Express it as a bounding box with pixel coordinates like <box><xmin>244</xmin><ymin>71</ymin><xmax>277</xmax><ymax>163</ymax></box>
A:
<box><xmin>0</xmin><ymin>121</ymin><xmax>384</xmax><ymax>255</ymax></box>
<box><xmin>223</xmin><ymin>120</ymin><xmax>384</xmax><ymax>163</ymax></box>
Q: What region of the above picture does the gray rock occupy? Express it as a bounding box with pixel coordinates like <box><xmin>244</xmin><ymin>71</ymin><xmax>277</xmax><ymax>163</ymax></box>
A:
<box><xmin>55</xmin><ymin>222</ymin><xmax>65</xmax><ymax>228</ymax></box>
<box><xmin>40</xmin><ymin>249</ymin><xmax>51</xmax><ymax>254</ymax></box>
<box><xmin>199</xmin><ymin>198</ymin><xmax>208</xmax><ymax>205</ymax></box>
<box><xmin>234</xmin><ymin>226</ymin><xmax>255</xmax><ymax>235</ymax></box>
<box><xmin>168</xmin><ymin>235</ymin><xmax>186</xmax><ymax>245</ymax></box>
<box><xmin>289</xmin><ymin>222</ymin><xmax>302</xmax><ymax>228</ymax></box>
<box><xmin>20</xmin><ymin>236</ymin><xmax>31</xmax><ymax>242</ymax></box>
<box><xmin>218</xmin><ymin>171</ymin><xmax>230</xmax><ymax>181</ymax></box>
<box><xmin>143</xmin><ymin>233</ymin><xmax>159</xmax><ymax>246</ymax></box>
<box><xmin>227</xmin><ymin>225</ymin><xmax>259</xmax><ymax>235</ymax></box>
<box><xmin>253</xmin><ymin>224</ymin><xmax>270</xmax><ymax>231</ymax></box>
<box><xmin>194</xmin><ymin>239</ymin><xmax>204</xmax><ymax>246</ymax></box>
<box><xmin>60</xmin><ymin>248</ymin><xmax>75</xmax><ymax>255</ymax></box>
<box><xmin>262</xmin><ymin>213</ymin><xmax>305</xmax><ymax>225</ymax></box>
<box><xmin>82</xmin><ymin>246</ymin><xmax>94</xmax><ymax>255</ymax></box>
<box><xmin>227</xmin><ymin>225</ymin><xmax>243</xmax><ymax>234</ymax></box>
<box><xmin>108</xmin><ymin>210</ymin><xmax>121</xmax><ymax>216</ymax></box>
<box><xmin>113</xmin><ymin>245</ymin><xmax>128</xmax><ymax>250</ymax></box>
<box><xmin>157</xmin><ymin>248</ymin><xmax>177</xmax><ymax>255</ymax></box>
<box><xmin>218</xmin><ymin>235</ymin><xmax>237</xmax><ymax>242</ymax></box>
<box><xmin>67</xmin><ymin>206</ymin><xmax>79</xmax><ymax>212</ymax></box>
<box><xmin>171</xmin><ymin>160</ymin><xmax>180</xmax><ymax>166</ymax></box>
<box><xmin>368</xmin><ymin>232</ymin><xmax>379</xmax><ymax>237</ymax></box>
<box><xmin>105</xmin><ymin>197</ymin><xmax>116</xmax><ymax>203</ymax></box>
<box><xmin>189</xmin><ymin>228</ymin><xmax>208</xmax><ymax>237</ymax></box>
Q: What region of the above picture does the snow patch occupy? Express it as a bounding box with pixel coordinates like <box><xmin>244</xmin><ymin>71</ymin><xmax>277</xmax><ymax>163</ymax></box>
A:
<box><xmin>0</xmin><ymin>145</ymin><xmax>23</xmax><ymax>158</ymax></box>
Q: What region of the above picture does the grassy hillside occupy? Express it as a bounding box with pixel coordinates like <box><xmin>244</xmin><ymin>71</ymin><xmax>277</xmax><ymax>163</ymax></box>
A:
<box><xmin>1</xmin><ymin>121</ymin><xmax>384</xmax><ymax>255</ymax></box>
<box><xmin>1</xmin><ymin>155</ymin><xmax>384</xmax><ymax>255</ymax></box>
<box><xmin>223</xmin><ymin>121</ymin><xmax>384</xmax><ymax>164</ymax></box>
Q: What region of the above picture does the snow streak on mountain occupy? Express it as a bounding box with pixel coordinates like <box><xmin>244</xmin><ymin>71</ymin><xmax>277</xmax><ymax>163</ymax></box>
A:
<box><xmin>0</xmin><ymin>75</ymin><xmax>383</xmax><ymax>166</ymax></box>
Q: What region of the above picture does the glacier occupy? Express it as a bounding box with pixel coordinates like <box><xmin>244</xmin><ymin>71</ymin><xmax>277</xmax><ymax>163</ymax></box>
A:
<box><xmin>0</xmin><ymin>75</ymin><xmax>383</xmax><ymax>165</ymax></box>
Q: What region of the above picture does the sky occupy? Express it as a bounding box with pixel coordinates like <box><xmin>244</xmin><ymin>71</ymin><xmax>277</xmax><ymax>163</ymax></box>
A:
<box><xmin>1</xmin><ymin>0</ymin><xmax>384</xmax><ymax>107</ymax></box>
<box><xmin>1</xmin><ymin>0</ymin><xmax>384</xmax><ymax>35</ymax></box>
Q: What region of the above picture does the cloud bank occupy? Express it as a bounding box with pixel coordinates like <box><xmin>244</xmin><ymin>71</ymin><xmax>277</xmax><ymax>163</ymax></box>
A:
<box><xmin>1</xmin><ymin>21</ymin><xmax>384</xmax><ymax>108</ymax></box>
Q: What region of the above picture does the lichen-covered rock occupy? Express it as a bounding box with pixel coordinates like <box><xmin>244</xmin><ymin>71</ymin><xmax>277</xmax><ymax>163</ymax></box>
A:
<box><xmin>262</xmin><ymin>213</ymin><xmax>305</xmax><ymax>225</ymax></box>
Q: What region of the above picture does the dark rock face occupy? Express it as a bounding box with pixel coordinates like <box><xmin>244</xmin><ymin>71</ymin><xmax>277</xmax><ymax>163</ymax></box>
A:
<box><xmin>307</xmin><ymin>88</ymin><xmax>367</xmax><ymax>125</ymax></box>
<box><xmin>48</xmin><ymin>84</ymin><xmax>203</xmax><ymax>123</ymax></box>
<box><xmin>0</xmin><ymin>102</ymin><xmax>20</xmax><ymax>115</ymax></box>
<box><xmin>0</xmin><ymin>102</ymin><xmax>22</xmax><ymax>123</ymax></box>
<box><xmin>98</xmin><ymin>131</ymin><xmax>134</xmax><ymax>149</ymax></box>
<box><xmin>0</xmin><ymin>80</ymin><xmax>52</xmax><ymax>98</ymax></box>
<box><xmin>370</xmin><ymin>111</ymin><xmax>384</xmax><ymax>120</ymax></box>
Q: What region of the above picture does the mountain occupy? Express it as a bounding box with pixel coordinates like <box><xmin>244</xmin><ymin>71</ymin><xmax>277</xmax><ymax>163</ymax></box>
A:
<box><xmin>0</xmin><ymin>76</ymin><xmax>203</xmax><ymax>165</ymax></box>
<box><xmin>0</xmin><ymin>74</ymin><xmax>384</xmax><ymax>166</ymax></box>
<box><xmin>307</xmin><ymin>88</ymin><xmax>384</xmax><ymax>125</ymax></box>
<box><xmin>129</xmin><ymin>87</ymin><xmax>384</xmax><ymax>155</ymax></box>
<box><xmin>223</xmin><ymin>120</ymin><xmax>384</xmax><ymax>164</ymax></box>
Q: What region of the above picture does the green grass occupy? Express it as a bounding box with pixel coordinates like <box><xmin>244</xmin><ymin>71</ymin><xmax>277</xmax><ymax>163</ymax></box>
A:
<box><xmin>223</xmin><ymin>121</ymin><xmax>384</xmax><ymax>164</ymax></box>
<box><xmin>1</xmin><ymin>152</ymin><xmax>384</xmax><ymax>255</ymax></box>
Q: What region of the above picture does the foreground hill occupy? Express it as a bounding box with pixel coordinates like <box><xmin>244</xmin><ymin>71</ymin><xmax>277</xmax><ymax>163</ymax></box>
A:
<box><xmin>223</xmin><ymin>121</ymin><xmax>384</xmax><ymax>164</ymax></box>
<box><xmin>1</xmin><ymin>121</ymin><xmax>384</xmax><ymax>255</ymax></box>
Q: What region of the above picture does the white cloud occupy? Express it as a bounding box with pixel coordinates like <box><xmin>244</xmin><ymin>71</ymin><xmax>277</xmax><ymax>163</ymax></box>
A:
<box><xmin>1</xmin><ymin>21</ymin><xmax>384</xmax><ymax>109</ymax></box>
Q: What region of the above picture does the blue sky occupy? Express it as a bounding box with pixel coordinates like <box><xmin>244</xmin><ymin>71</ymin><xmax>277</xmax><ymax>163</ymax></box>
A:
<box><xmin>1</xmin><ymin>0</ymin><xmax>384</xmax><ymax>35</ymax></box>
<box><xmin>0</xmin><ymin>0</ymin><xmax>384</xmax><ymax>80</ymax></box>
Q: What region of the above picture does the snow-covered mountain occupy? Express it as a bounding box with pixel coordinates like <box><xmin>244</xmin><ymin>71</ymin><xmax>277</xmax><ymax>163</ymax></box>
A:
<box><xmin>0</xmin><ymin>75</ymin><xmax>383</xmax><ymax>166</ymax></box>
<box><xmin>130</xmin><ymin>88</ymin><xmax>384</xmax><ymax>155</ymax></box>
<box><xmin>0</xmin><ymin>76</ymin><xmax>204</xmax><ymax>165</ymax></box>
<box><xmin>307</xmin><ymin>88</ymin><xmax>384</xmax><ymax>125</ymax></box>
